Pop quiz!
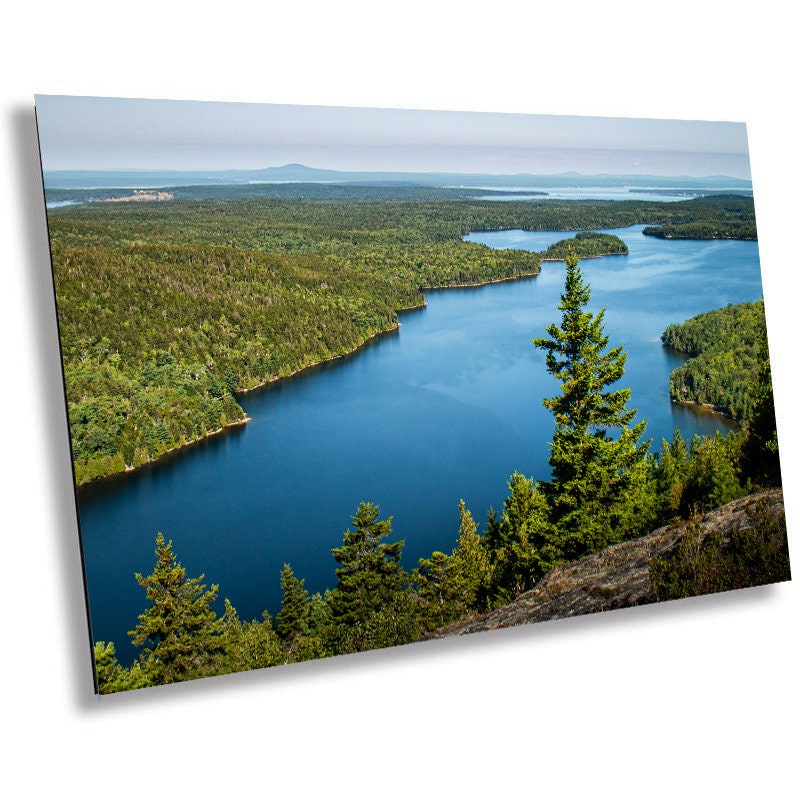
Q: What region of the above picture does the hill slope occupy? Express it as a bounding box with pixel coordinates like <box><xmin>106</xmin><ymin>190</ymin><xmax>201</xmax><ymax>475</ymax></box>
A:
<box><xmin>432</xmin><ymin>489</ymin><xmax>787</xmax><ymax>637</ymax></box>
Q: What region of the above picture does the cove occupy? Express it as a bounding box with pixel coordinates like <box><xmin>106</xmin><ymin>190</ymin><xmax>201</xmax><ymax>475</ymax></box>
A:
<box><xmin>78</xmin><ymin>224</ymin><xmax>763</xmax><ymax>664</ymax></box>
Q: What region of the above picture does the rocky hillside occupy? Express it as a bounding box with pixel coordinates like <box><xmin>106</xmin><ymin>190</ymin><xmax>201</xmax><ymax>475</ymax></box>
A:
<box><xmin>432</xmin><ymin>489</ymin><xmax>787</xmax><ymax>638</ymax></box>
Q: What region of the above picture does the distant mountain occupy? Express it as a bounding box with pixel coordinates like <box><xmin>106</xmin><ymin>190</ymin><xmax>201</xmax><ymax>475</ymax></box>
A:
<box><xmin>42</xmin><ymin>163</ymin><xmax>753</xmax><ymax>191</ymax></box>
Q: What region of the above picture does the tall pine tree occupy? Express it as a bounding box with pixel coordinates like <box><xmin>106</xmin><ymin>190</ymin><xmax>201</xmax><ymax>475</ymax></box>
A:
<box><xmin>449</xmin><ymin>499</ymin><xmax>491</xmax><ymax>612</ymax></box>
<box><xmin>328</xmin><ymin>502</ymin><xmax>415</xmax><ymax>652</ymax></box>
<box><xmin>276</xmin><ymin>563</ymin><xmax>310</xmax><ymax>648</ymax></box>
<box><xmin>533</xmin><ymin>246</ymin><xmax>654</xmax><ymax>560</ymax></box>
<box><xmin>128</xmin><ymin>532</ymin><xmax>227</xmax><ymax>685</ymax></box>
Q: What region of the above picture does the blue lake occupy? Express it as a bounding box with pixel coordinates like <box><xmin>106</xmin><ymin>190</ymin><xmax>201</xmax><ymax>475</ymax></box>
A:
<box><xmin>78</xmin><ymin>225</ymin><xmax>763</xmax><ymax>664</ymax></box>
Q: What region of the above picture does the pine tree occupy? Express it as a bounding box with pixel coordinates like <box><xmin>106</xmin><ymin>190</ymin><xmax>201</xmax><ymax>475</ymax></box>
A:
<box><xmin>413</xmin><ymin>550</ymin><xmax>456</xmax><ymax>631</ymax></box>
<box><xmin>128</xmin><ymin>532</ymin><xmax>227</xmax><ymax>685</ymax></box>
<box><xmin>533</xmin><ymin>246</ymin><xmax>654</xmax><ymax>560</ymax></box>
<box><xmin>654</xmin><ymin>428</ymin><xmax>691</xmax><ymax>521</ymax></box>
<box><xmin>328</xmin><ymin>502</ymin><xmax>415</xmax><ymax>652</ymax></box>
<box><xmin>683</xmin><ymin>432</ymin><xmax>743</xmax><ymax>513</ymax></box>
<box><xmin>94</xmin><ymin>641</ymin><xmax>125</xmax><ymax>694</ymax></box>
<box><xmin>275</xmin><ymin>563</ymin><xmax>310</xmax><ymax>648</ymax></box>
<box><xmin>220</xmin><ymin>600</ymin><xmax>284</xmax><ymax>673</ymax></box>
<box><xmin>449</xmin><ymin>500</ymin><xmax>491</xmax><ymax>611</ymax></box>
<box><xmin>94</xmin><ymin>641</ymin><xmax>154</xmax><ymax>694</ymax></box>
<box><xmin>486</xmin><ymin>473</ymin><xmax>553</xmax><ymax>603</ymax></box>
<box><xmin>741</xmin><ymin>354</ymin><xmax>781</xmax><ymax>486</ymax></box>
<box><xmin>413</xmin><ymin>499</ymin><xmax>493</xmax><ymax>631</ymax></box>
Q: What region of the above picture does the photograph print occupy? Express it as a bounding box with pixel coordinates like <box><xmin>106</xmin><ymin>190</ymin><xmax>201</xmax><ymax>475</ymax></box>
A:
<box><xmin>35</xmin><ymin>95</ymin><xmax>790</xmax><ymax>694</ymax></box>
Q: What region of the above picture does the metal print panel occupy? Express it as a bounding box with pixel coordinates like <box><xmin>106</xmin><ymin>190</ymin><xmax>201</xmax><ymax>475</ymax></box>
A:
<box><xmin>35</xmin><ymin>95</ymin><xmax>790</xmax><ymax>694</ymax></box>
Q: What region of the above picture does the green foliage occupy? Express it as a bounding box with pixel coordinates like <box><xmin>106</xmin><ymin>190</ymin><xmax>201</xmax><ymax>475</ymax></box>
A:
<box><xmin>533</xmin><ymin>246</ymin><xmax>654</xmax><ymax>557</ymax></box>
<box><xmin>93</xmin><ymin>641</ymin><xmax>155</xmax><ymax>694</ymax></box>
<box><xmin>650</xmin><ymin>498</ymin><xmax>790</xmax><ymax>601</ymax></box>
<box><xmin>275</xmin><ymin>563</ymin><xmax>310</xmax><ymax>648</ymax></box>
<box><xmin>683</xmin><ymin>432</ymin><xmax>744</xmax><ymax>512</ymax></box>
<box><xmin>128</xmin><ymin>532</ymin><xmax>228</xmax><ymax>685</ymax></box>
<box><xmin>411</xmin><ymin>498</ymin><xmax>496</xmax><ymax>630</ymax></box>
<box><xmin>642</xmin><ymin>195</ymin><xmax>757</xmax><ymax>240</ymax></box>
<box><xmin>484</xmin><ymin>474</ymin><xmax>553</xmax><ymax>605</ymax></box>
<box><xmin>740</xmin><ymin>356</ymin><xmax>781</xmax><ymax>487</ymax></box>
<box><xmin>542</xmin><ymin>231</ymin><xmax>628</xmax><ymax>260</ymax></box>
<box><xmin>643</xmin><ymin>221</ymin><xmax>757</xmax><ymax>239</ymax></box>
<box><xmin>327</xmin><ymin>502</ymin><xmax>416</xmax><ymax>652</ymax></box>
<box><xmin>450</xmin><ymin>500</ymin><xmax>492</xmax><ymax>612</ymax></box>
<box><xmin>49</xmin><ymin>193</ymin><xmax>754</xmax><ymax>484</ymax></box>
<box><xmin>662</xmin><ymin>300</ymin><xmax>767</xmax><ymax>421</ymax></box>
<box><xmin>653</xmin><ymin>429</ymin><xmax>692</xmax><ymax>520</ymax></box>
<box><xmin>218</xmin><ymin>600</ymin><xmax>285</xmax><ymax>674</ymax></box>
<box><xmin>412</xmin><ymin>550</ymin><xmax>461</xmax><ymax>631</ymax></box>
<box><xmin>654</xmin><ymin>429</ymin><xmax>745</xmax><ymax>520</ymax></box>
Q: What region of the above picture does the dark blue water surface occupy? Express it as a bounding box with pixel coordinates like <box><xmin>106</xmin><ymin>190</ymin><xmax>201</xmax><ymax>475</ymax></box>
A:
<box><xmin>79</xmin><ymin>225</ymin><xmax>763</xmax><ymax>664</ymax></box>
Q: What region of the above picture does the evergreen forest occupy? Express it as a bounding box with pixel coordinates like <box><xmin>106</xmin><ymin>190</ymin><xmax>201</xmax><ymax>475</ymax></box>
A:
<box><xmin>90</xmin><ymin>246</ymin><xmax>784</xmax><ymax>694</ymax></box>
<box><xmin>662</xmin><ymin>299</ymin><xmax>768</xmax><ymax>421</ymax></box>
<box><xmin>47</xmin><ymin>193</ymin><xmax>757</xmax><ymax>484</ymax></box>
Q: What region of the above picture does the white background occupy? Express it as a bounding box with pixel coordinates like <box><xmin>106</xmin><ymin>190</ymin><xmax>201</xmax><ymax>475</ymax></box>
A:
<box><xmin>2</xmin><ymin>2</ymin><xmax>797</xmax><ymax>796</ymax></box>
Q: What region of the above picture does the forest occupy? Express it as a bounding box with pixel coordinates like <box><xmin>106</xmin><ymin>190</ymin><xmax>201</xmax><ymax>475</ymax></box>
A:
<box><xmin>662</xmin><ymin>299</ymin><xmax>768</xmax><ymax>421</ymax></box>
<box><xmin>642</xmin><ymin>194</ymin><xmax>757</xmax><ymax>239</ymax></box>
<box><xmin>47</xmin><ymin>193</ymin><xmax>757</xmax><ymax>484</ymax></box>
<box><xmin>45</xmin><ymin>183</ymin><xmax>546</xmax><ymax>204</ymax></box>
<box><xmin>92</xmin><ymin>247</ymin><xmax>784</xmax><ymax>693</ymax></box>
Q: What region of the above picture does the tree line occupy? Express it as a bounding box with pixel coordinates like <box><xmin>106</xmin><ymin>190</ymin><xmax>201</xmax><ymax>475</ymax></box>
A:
<box><xmin>48</xmin><ymin>194</ymin><xmax>756</xmax><ymax>485</ymax></box>
<box><xmin>94</xmin><ymin>248</ymin><xmax>781</xmax><ymax>693</ymax></box>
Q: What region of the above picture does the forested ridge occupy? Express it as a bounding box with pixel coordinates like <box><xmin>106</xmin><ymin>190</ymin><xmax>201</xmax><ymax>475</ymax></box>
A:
<box><xmin>642</xmin><ymin>195</ymin><xmax>757</xmax><ymax>240</ymax></box>
<box><xmin>662</xmin><ymin>300</ymin><xmax>768</xmax><ymax>421</ymax></box>
<box><xmin>93</xmin><ymin>248</ymin><xmax>784</xmax><ymax>694</ymax></box>
<box><xmin>48</xmin><ymin>194</ymin><xmax>756</xmax><ymax>483</ymax></box>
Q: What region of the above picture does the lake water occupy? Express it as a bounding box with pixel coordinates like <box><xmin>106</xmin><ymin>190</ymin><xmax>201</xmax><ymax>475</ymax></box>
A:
<box><xmin>470</xmin><ymin>187</ymin><xmax>748</xmax><ymax>202</ymax></box>
<box><xmin>78</xmin><ymin>224</ymin><xmax>763</xmax><ymax>664</ymax></box>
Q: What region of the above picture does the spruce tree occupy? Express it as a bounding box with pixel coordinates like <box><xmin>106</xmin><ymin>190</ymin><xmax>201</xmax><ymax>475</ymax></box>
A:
<box><xmin>413</xmin><ymin>550</ymin><xmax>457</xmax><ymax>631</ymax></box>
<box><xmin>533</xmin><ymin>246</ymin><xmax>653</xmax><ymax>560</ymax></box>
<box><xmin>741</xmin><ymin>354</ymin><xmax>781</xmax><ymax>486</ymax></box>
<box><xmin>414</xmin><ymin>500</ymin><xmax>492</xmax><ymax>630</ymax></box>
<box><xmin>93</xmin><ymin>641</ymin><xmax>154</xmax><ymax>694</ymax></box>
<box><xmin>129</xmin><ymin>532</ymin><xmax>227</xmax><ymax>685</ymax></box>
<box><xmin>275</xmin><ymin>563</ymin><xmax>310</xmax><ymax>648</ymax></box>
<box><xmin>486</xmin><ymin>473</ymin><xmax>553</xmax><ymax>603</ymax></box>
<box><xmin>449</xmin><ymin>499</ymin><xmax>491</xmax><ymax>611</ymax></box>
<box><xmin>654</xmin><ymin>429</ymin><xmax>691</xmax><ymax>522</ymax></box>
<box><xmin>220</xmin><ymin>600</ymin><xmax>284</xmax><ymax>673</ymax></box>
<box><xmin>328</xmin><ymin>502</ymin><xmax>415</xmax><ymax>652</ymax></box>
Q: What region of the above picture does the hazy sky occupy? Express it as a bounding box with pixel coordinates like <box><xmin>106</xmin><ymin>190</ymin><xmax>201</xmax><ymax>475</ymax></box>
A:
<box><xmin>35</xmin><ymin>94</ymin><xmax>752</xmax><ymax>178</ymax></box>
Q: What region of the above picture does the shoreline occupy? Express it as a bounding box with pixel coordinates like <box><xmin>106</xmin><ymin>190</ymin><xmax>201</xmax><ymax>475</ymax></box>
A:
<box><xmin>77</xmin><ymin>415</ymin><xmax>253</xmax><ymax>489</ymax></box>
<box><xmin>671</xmin><ymin>397</ymin><xmax>737</xmax><ymax>422</ymax></box>
<box><xmin>540</xmin><ymin>251</ymin><xmax>627</xmax><ymax>262</ymax></box>
<box><xmin>72</xmin><ymin>253</ymin><xmax>619</xmax><ymax>487</ymax></box>
<box><xmin>420</xmin><ymin>268</ymin><xmax>541</xmax><ymax>292</ymax></box>
<box><xmin>121</xmin><ymin>414</ymin><xmax>252</xmax><ymax>474</ymax></box>
<box><xmin>75</xmin><ymin>268</ymin><xmax>544</xmax><ymax>487</ymax></box>
<box><xmin>77</xmin><ymin>314</ymin><xmax>417</xmax><ymax>488</ymax></box>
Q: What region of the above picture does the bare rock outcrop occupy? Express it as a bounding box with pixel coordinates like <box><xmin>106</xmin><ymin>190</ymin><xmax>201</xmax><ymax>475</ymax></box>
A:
<box><xmin>432</xmin><ymin>489</ymin><xmax>785</xmax><ymax>638</ymax></box>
